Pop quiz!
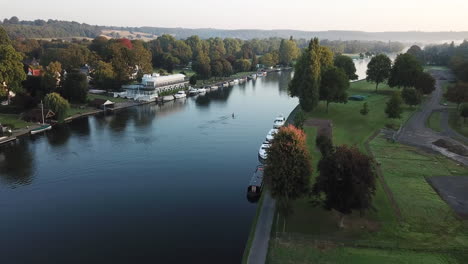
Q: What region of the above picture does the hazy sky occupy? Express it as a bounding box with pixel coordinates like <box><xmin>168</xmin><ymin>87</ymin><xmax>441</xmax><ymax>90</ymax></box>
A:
<box><xmin>1</xmin><ymin>0</ymin><xmax>468</xmax><ymax>31</ymax></box>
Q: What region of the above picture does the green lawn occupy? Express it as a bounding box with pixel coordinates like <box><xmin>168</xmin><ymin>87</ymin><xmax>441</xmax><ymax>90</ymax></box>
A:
<box><xmin>0</xmin><ymin>114</ymin><xmax>34</xmax><ymax>129</ymax></box>
<box><xmin>304</xmin><ymin>81</ymin><xmax>414</xmax><ymax>148</ymax></box>
<box><xmin>448</xmin><ymin>108</ymin><xmax>468</xmax><ymax>138</ymax></box>
<box><xmin>267</xmin><ymin>80</ymin><xmax>468</xmax><ymax>263</ymax></box>
<box><xmin>427</xmin><ymin>111</ymin><xmax>443</xmax><ymax>132</ymax></box>
<box><xmin>268</xmin><ymin>242</ymin><xmax>463</xmax><ymax>264</ymax></box>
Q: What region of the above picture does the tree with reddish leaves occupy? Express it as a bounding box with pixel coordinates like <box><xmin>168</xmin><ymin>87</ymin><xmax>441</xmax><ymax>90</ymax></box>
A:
<box><xmin>264</xmin><ymin>125</ymin><xmax>312</xmax><ymax>230</ymax></box>
<box><xmin>313</xmin><ymin>145</ymin><xmax>377</xmax><ymax>228</ymax></box>
<box><xmin>117</xmin><ymin>38</ymin><xmax>133</xmax><ymax>50</ymax></box>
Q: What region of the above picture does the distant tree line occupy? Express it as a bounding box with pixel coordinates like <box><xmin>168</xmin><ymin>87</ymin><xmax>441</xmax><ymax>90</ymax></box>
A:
<box><xmin>1</xmin><ymin>17</ymin><xmax>101</xmax><ymax>39</ymax></box>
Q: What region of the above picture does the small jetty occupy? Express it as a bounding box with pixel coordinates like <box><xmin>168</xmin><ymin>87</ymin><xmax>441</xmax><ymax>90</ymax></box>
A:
<box><xmin>0</xmin><ymin>136</ymin><xmax>17</xmax><ymax>146</ymax></box>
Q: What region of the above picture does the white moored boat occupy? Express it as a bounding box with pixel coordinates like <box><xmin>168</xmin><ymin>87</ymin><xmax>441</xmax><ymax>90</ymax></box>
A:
<box><xmin>229</xmin><ymin>81</ymin><xmax>235</xmax><ymax>86</ymax></box>
<box><xmin>210</xmin><ymin>85</ymin><xmax>218</xmax><ymax>90</ymax></box>
<box><xmin>30</xmin><ymin>101</ymin><xmax>52</xmax><ymax>135</ymax></box>
<box><xmin>163</xmin><ymin>95</ymin><xmax>175</xmax><ymax>102</ymax></box>
<box><xmin>198</xmin><ymin>88</ymin><xmax>207</xmax><ymax>94</ymax></box>
<box><xmin>273</xmin><ymin>115</ymin><xmax>286</xmax><ymax>128</ymax></box>
<box><xmin>258</xmin><ymin>141</ymin><xmax>271</xmax><ymax>160</ymax></box>
<box><xmin>174</xmin><ymin>91</ymin><xmax>187</xmax><ymax>99</ymax></box>
<box><xmin>266</xmin><ymin>129</ymin><xmax>279</xmax><ymax>142</ymax></box>
<box><xmin>188</xmin><ymin>87</ymin><xmax>199</xmax><ymax>96</ymax></box>
<box><xmin>222</xmin><ymin>82</ymin><xmax>229</xmax><ymax>87</ymax></box>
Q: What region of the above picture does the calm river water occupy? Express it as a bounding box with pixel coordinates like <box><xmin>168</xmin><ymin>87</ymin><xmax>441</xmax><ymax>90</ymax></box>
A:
<box><xmin>0</xmin><ymin>72</ymin><xmax>297</xmax><ymax>263</ymax></box>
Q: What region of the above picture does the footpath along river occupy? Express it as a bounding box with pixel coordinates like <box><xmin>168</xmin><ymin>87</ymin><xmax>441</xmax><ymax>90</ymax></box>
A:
<box><xmin>0</xmin><ymin>72</ymin><xmax>298</xmax><ymax>263</ymax></box>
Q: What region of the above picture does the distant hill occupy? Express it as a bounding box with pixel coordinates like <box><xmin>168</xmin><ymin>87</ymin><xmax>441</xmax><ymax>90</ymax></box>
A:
<box><xmin>2</xmin><ymin>17</ymin><xmax>467</xmax><ymax>42</ymax></box>
<box><xmin>106</xmin><ymin>27</ymin><xmax>468</xmax><ymax>43</ymax></box>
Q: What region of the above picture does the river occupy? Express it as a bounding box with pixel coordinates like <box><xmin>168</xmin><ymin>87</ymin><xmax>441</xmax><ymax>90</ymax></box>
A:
<box><xmin>0</xmin><ymin>72</ymin><xmax>297</xmax><ymax>263</ymax></box>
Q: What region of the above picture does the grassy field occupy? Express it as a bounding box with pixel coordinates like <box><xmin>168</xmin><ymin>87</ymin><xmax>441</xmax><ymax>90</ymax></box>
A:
<box><xmin>448</xmin><ymin>108</ymin><xmax>468</xmax><ymax>138</ymax></box>
<box><xmin>267</xmin><ymin>80</ymin><xmax>468</xmax><ymax>263</ymax></box>
<box><xmin>303</xmin><ymin>80</ymin><xmax>414</xmax><ymax>148</ymax></box>
<box><xmin>269</xmin><ymin>242</ymin><xmax>464</xmax><ymax>264</ymax></box>
<box><xmin>0</xmin><ymin>114</ymin><xmax>34</xmax><ymax>129</ymax></box>
<box><xmin>427</xmin><ymin>111</ymin><xmax>443</xmax><ymax>132</ymax></box>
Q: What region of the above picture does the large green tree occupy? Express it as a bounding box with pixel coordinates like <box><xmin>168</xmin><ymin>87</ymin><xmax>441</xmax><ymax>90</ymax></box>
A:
<box><xmin>388</xmin><ymin>53</ymin><xmax>423</xmax><ymax>88</ymax></box>
<box><xmin>385</xmin><ymin>91</ymin><xmax>404</xmax><ymax>119</ymax></box>
<box><xmin>92</xmin><ymin>61</ymin><xmax>115</xmax><ymax>90</ymax></box>
<box><xmin>313</xmin><ymin>145</ymin><xmax>376</xmax><ymax>228</ymax></box>
<box><xmin>41</xmin><ymin>61</ymin><xmax>62</xmax><ymax>94</ymax></box>
<box><xmin>0</xmin><ymin>43</ymin><xmax>26</xmax><ymax>104</ymax></box>
<box><xmin>61</xmin><ymin>70</ymin><xmax>88</xmax><ymax>103</ymax></box>
<box><xmin>334</xmin><ymin>55</ymin><xmax>358</xmax><ymax>80</ymax></box>
<box><xmin>445</xmin><ymin>82</ymin><xmax>468</xmax><ymax>109</ymax></box>
<box><xmin>366</xmin><ymin>54</ymin><xmax>392</xmax><ymax>91</ymax></box>
<box><xmin>279</xmin><ymin>38</ymin><xmax>299</xmax><ymax>66</ymax></box>
<box><xmin>401</xmin><ymin>87</ymin><xmax>422</xmax><ymax>107</ymax></box>
<box><xmin>415</xmin><ymin>72</ymin><xmax>436</xmax><ymax>95</ymax></box>
<box><xmin>44</xmin><ymin>92</ymin><xmax>70</xmax><ymax>121</ymax></box>
<box><xmin>289</xmin><ymin>38</ymin><xmax>333</xmax><ymax>112</ymax></box>
<box><xmin>319</xmin><ymin>66</ymin><xmax>350</xmax><ymax>112</ymax></box>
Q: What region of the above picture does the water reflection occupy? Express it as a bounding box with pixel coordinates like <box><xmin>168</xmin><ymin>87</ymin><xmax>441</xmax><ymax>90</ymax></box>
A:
<box><xmin>0</xmin><ymin>139</ymin><xmax>34</xmax><ymax>186</ymax></box>
<box><xmin>46</xmin><ymin>124</ymin><xmax>71</xmax><ymax>147</ymax></box>
<box><xmin>195</xmin><ymin>86</ymin><xmax>234</xmax><ymax>107</ymax></box>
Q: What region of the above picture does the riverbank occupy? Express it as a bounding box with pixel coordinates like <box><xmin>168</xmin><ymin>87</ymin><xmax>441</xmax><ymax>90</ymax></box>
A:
<box><xmin>266</xmin><ymin>80</ymin><xmax>468</xmax><ymax>263</ymax></box>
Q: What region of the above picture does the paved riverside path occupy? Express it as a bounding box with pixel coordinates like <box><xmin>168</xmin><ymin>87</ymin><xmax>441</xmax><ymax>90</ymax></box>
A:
<box><xmin>396</xmin><ymin>70</ymin><xmax>468</xmax><ymax>165</ymax></box>
<box><xmin>247</xmin><ymin>192</ymin><xmax>276</xmax><ymax>264</ymax></box>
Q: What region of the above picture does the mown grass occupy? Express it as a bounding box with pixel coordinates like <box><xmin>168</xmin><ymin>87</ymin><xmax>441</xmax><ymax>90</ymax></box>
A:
<box><xmin>269</xmin><ymin>241</ymin><xmax>464</xmax><ymax>264</ymax></box>
<box><xmin>267</xmin><ymin>80</ymin><xmax>468</xmax><ymax>263</ymax></box>
<box><xmin>448</xmin><ymin>108</ymin><xmax>468</xmax><ymax>138</ymax></box>
<box><xmin>0</xmin><ymin>113</ymin><xmax>34</xmax><ymax>129</ymax></box>
<box><xmin>427</xmin><ymin>111</ymin><xmax>443</xmax><ymax>132</ymax></box>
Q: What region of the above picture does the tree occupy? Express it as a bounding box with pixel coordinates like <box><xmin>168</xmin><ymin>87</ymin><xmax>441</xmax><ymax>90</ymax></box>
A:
<box><xmin>250</xmin><ymin>54</ymin><xmax>258</xmax><ymax>71</ymax></box>
<box><xmin>189</xmin><ymin>75</ymin><xmax>197</xmax><ymax>86</ymax></box>
<box><xmin>0</xmin><ymin>44</ymin><xmax>26</xmax><ymax>104</ymax></box>
<box><xmin>210</xmin><ymin>59</ymin><xmax>223</xmax><ymax>78</ymax></box>
<box><xmin>366</xmin><ymin>54</ymin><xmax>392</xmax><ymax>91</ymax></box>
<box><xmin>279</xmin><ymin>38</ymin><xmax>299</xmax><ymax>66</ymax></box>
<box><xmin>388</xmin><ymin>53</ymin><xmax>423</xmax><ymax>88</ymax></box>
<box><xmin>289</xmin><ymin>38</ymin><xmax>333</xmax><ymax>112</ymax></box>
<box><xmin>460</xmin><ymin>103</ymin><xmax>468</xmax><ymax>123</ymax></box>
<box><xmin>319</xmin><ymin>66</ymin><xmax>350</xmax><ymax>112</ymax></box>
<box><xmin>92</xmin><ymin>61</ymin><xmax>115</xmax><ymax>90</ymax></box>
<box><xmin>44</xmin><ymin>92</ymin><xmax>70</xmax><ymax>121</ymax></box>
<box><xmin>406</xmin><ymin>45</ymin><xmax>425</xmax><ymax>65</ymax></box>
<box><xmin>334</xmin><ymin>55</ymin><xmax>358</xmax><ymax>80</ymax></box>
<box><xmin>192</xmin><ymin>50</ymin><xmax>211</xmax><ymax>79</ymax></box>
<box><xmin>313</xmin><ymin>145</ymin><xmax>376</xmax><ymax>228</ymax></box>
<box><xmin>385</xmin><ymin>91</ymin><xmax>404</xmax><ymax>119</ymax></box>
<box><xmin>61</xmin><ymin>70</ymin><xmax>88</xmax><ymax>103</ymax></box>
<box><xmin>316</xmin><ymin>134</ymin><xmax>333</xmax><ymax>156</ymax></box>
<box><xmin>264</xmin><ymin>125</ymin><xmax>312</xmax><ymax>231</ymax></box>
<box><xmin>444</xmin><ymin>83</ymin><xmax>468</xmax><ymax>109</ymax></box>
<box><xmin>0</xmin><ymin>26</ymin><xmax>12</xmax><ymax>45</ymax></box>
<box><xmin>41</xmin><ymin>61</ymin><xmax>62</xmax><ymax>94</ymax></box>
<box><xmin>259</xmin><ymin>53</ymin><xmax>276</xmax><ymax>68</ymax></box>
<box><xmin>233</xmin><ymin>59</ymin><xmax>251</xmax><ymax>73</ymax></box>
<box><xmin>360</xmin><ymin>102</ymin><xmax>369</xmax><ymax>115</ymax></box>
<box><xmin>401</xmin><ymin>87</ymin><xmax>422</xmax><ymax>107</ymax></box>
<box><xmin>293</xmin><ymin>111</ymin><xmax>306</xmax><ymax>130</ymax></box>
<box><xmin>415</xmin><ymin>72</ymin><xmax>436</xmax><ymax>95</ymax></box>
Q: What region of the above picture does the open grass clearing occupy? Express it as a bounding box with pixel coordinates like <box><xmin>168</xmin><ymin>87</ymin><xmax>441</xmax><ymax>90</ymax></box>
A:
<box><xmin>0</xmin><ymin>114</ymin><xmax>34</xmax><ymax>129</ymax></box>
<box><xmin>267</xmin><ymin>80</ymin><xmax>468</xmax><ymax>263</ymax></box>
<box><xmin>427</xmin><ymin>111</ymin><xmax>443</xmax><ymax>132</ymax></box>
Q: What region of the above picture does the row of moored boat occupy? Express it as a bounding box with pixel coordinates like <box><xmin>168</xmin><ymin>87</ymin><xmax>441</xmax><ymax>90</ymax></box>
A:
<box><xmin>246</xmin><ymin>114</ymin><xmax>286</xmax><ymax>202</ymax></box>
